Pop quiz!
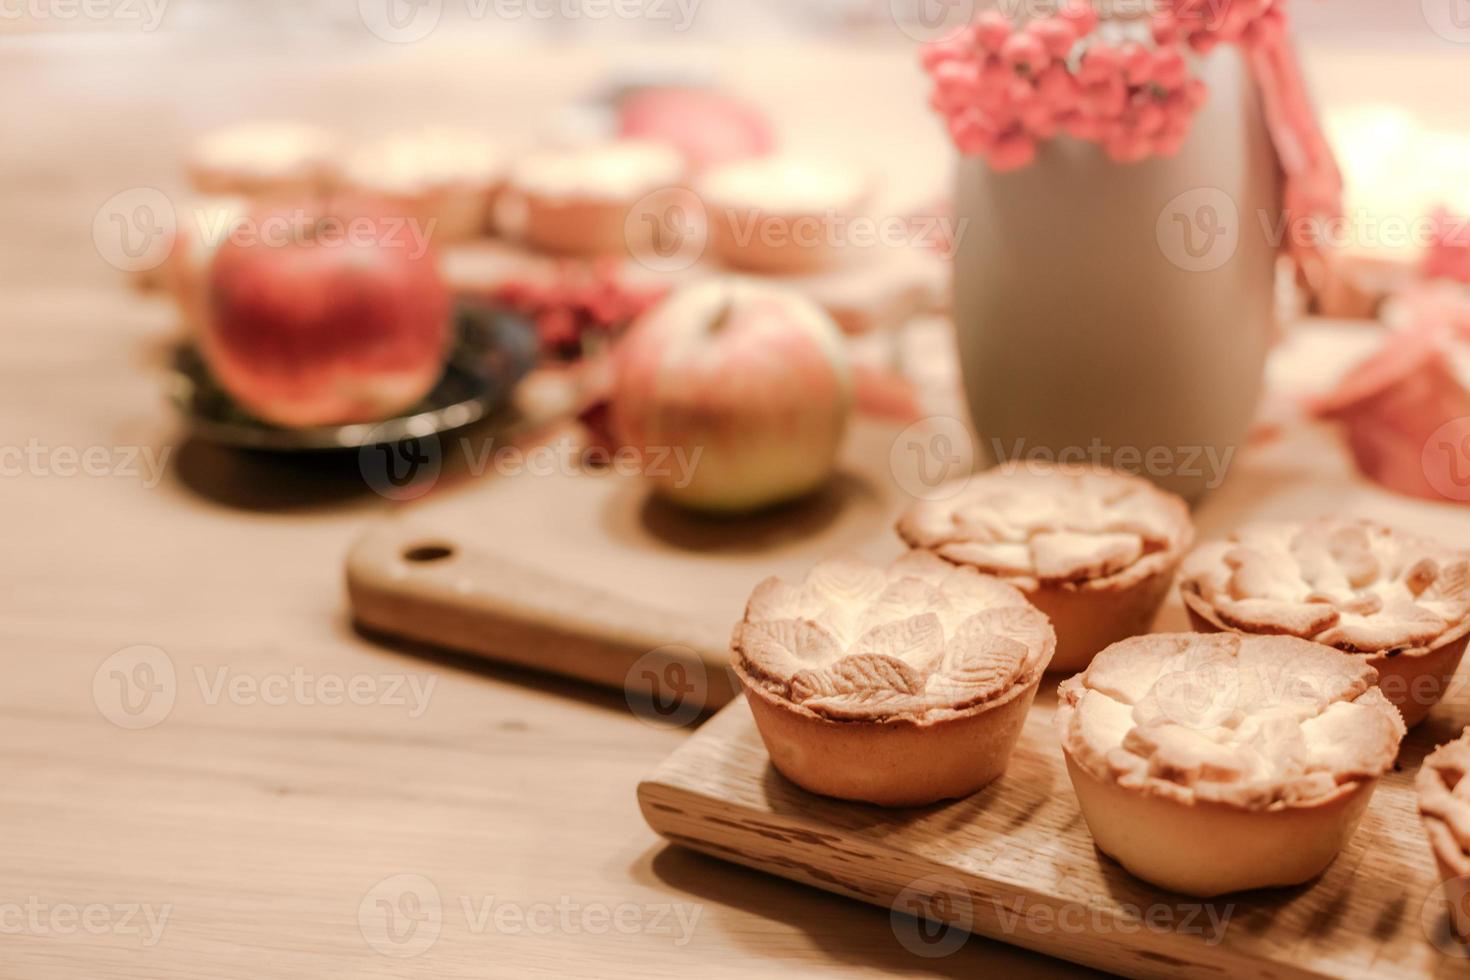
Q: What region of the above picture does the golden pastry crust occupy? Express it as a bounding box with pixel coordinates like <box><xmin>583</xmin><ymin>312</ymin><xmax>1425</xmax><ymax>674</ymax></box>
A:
<box><xmin>735</xmin><ymin>551</ymin><xmax>1051</xmax><ymax>721</ymax></box>
<box><xmin>186</xmin><ymin>122</ymin><xmax>339</xmax><ymax>198</ymax></box>
<box><xmin>1419</xmin><ymin>730</ymin><xmax>1470</xmax><ymax>879</ymax></box>
<box><xmin>503</xmin><ymin>141</ymin><xmax>686</xmax><ymax>256</ymax></box>
<box><xmin>1182</xmin><ymin>520</ymin><xmax>1470</xmax><ymax>726</ymax></box>
<box><xmin>733</xmin><ymin>552</ymin><xmax>1055</xmax><ymax>806</ymax></box>
<box><xmin>1418</xmin><ymin>730</ymin><xmax>1470</xmax><ymax>940</ymax></box>
<box><xmin>1056</xmin><ymin>632</ymin><xmax>1406</xmax><ymax>896</ymax></box>
<box><xmin>897</xmin><ymin>461</ymin><xmax>1193</xmax><ymax>673</ymax></box>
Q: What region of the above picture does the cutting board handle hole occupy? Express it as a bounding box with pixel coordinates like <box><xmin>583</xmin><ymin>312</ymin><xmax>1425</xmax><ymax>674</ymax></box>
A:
<box><xmin>403</xmin><ymin>544</ymin><xmax>456</xmax><ymax>564</ymax></box>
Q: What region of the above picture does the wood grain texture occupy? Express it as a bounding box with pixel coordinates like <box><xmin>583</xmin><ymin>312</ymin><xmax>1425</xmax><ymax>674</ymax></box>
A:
<box><xmin>5</xmin><ymin>22</ymin><xmax>1468</xmax><ymax>980</ymax></box>
<box><xmin>640</xmin><ymin>688</ymin><xmax>1470</xmax><ymax>980</ymax></box>
<box><xmin>634</xmin><ymin>408</ymin><xmax>1470</xmax><ymax>980</ymax></box>
<box><xmin>0</xmin><ymin>34</ymin><xmax>1095</xmax><ymax>980</ymax></box>
<box><xmin>345</xmin><ymin>420</ymin><xmax>928</xmax><ymax>711</ymax></box>
<box><xmin>347</xmin><ymin>521</ymin><xmax>738</xmax><ymax>707</ymax></box>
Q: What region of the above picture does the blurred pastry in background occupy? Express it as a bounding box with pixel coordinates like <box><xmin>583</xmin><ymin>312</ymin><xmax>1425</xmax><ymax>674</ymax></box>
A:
<box><xmin>617</xmin><ymin>87</ymin><xmax>774</xmax><ymax>172</ymax></box>
<box><xmin>499</xmin><ymin>140</ymin><xmax>686</xmax><ymax>256</ymax></box>
<box><xmin>186</xmin><ymin>121</ymin><xmax>339</xmax><ymax>199</ymax></box>
<box><xmin>697</xmin><ymin>156</ymin><xmax>870</xmax><ymax>275</ymax></box>
<box><xmin>343</xmin><ymin>128</ymin><xmax>504</xmax><ymax>243</ymax></box>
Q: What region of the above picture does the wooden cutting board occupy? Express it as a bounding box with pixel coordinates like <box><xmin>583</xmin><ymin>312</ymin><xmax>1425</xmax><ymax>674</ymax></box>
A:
<box><xmin>346</xmin><ymin>419</ymin><xmax>935</xmax><ymax>711</ymax></box>
<box><xmin>637</xmin><ymin>685</ymin><xmax>1470</xmax><ymax>980</ymax></box>
<box><xmin>628</xmin><ymin>415</ymin><xmax>1470</xmax><ymax>979</ymax></box>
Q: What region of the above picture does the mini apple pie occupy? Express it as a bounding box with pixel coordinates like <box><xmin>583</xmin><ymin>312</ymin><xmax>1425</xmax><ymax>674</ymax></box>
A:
<box><xmin>1057</xmin><ymin>632</ymin><xmax>1406</xmax><ymax>897</ymax></box>
<box><xmin>501</xmin><ymin>140</ymin><xmax>686</xmax><ymax>256</ymax></box>
<box><xmin>1418</xmin><ymin>730</ymin><xmax>1470</xmax><ymax>940</ymax></box>
<box><xmin>343</xmin><ymin>128</ymin><xmax>504</xmax><ymax>242</ymax></box>
<box><xmin>186</xmin><ymin>121</ymin><xmax>339</xmax><ymax>199</ymax></box>
<box><xmin>1180</xmin><ymin>519</ymin><xmax>1470</xmax><ymax>726</ymax></box>
<box><xmin>732</xmin><ymin>551</ymin><xmax>1055</xmax><ymax>807</ymax></box>
<box><xmin>896</xmin><ymin>462</ymin><xmax>1193</xmax><ymax>674</ymax></box>
<box><xmin>696</xmin><ymin>156</ymin><xmax>871</xmax><ymax>275</ymax></box>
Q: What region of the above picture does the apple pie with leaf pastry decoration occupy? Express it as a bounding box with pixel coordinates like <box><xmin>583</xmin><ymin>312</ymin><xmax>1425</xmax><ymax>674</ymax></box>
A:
<box><xmin>897</xmin><ymin>461</ymin><xmax>1193</xmax><ymax>674</ymax></box>
<box><xmin>1057</xmin><ymin>633</ymin><xmax>1406</xmax><ymax>897</ymax></box>
<box><xmin>1418</xmin><ymin>729</ymin><xmax>1470</xmax><ymax>940</ymax></box>
<box><xmin>1181</xmin><ymin>519</ymin><xmax>1470</xmax><ymax>726</ymax></box>
<box><xmin>732</xmin><ymin>551</ymin><xmax>1055</xmax><ymax>806</ymax></box>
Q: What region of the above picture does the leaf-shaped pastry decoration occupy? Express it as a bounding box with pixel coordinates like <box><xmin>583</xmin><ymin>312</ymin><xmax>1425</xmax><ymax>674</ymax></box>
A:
<box><xmin>854</xmin><ymin>577</ymin><xmax>946</xmax><ymax>636</ymax></box>
<box><xmin>799</xmin><ymin>556</ymin><xmax>888</xmax><ymax>610</ymax></box>
<box><xmin>957</xmin><ymin>605</ymin><xmax>1054</xmax><ymax>671</ymax></box>
<box><xmin>744</xmin><ymin>576</ymin><xmax>804</xmax><ymax>623</ymax></box>
<box><xmin>849</xmin><ymin>614</ymin><xmax>945</xmax><ymax>679</ymax></box>
<box><xmin>737</xmin><ymin>619</ymin><xmax>840</xmax><ymax>683</ymax></box>
<box><xmin>932</xmin><ymin>616</ymin><xmax>1028</xmax><ymax>705</ymax></box>
<box><xmin>789</xmin><ymin>654</ymin><xmax>926</xmax><ymax>720</ymax></box>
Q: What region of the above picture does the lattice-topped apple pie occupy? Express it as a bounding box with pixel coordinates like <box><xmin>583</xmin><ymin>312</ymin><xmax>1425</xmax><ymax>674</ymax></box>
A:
<box><xmin>1181</xmin><ymin>519</ymin><xmax>1470</xmax><ymax>726</ymax></box>
<box><xmin>897</xmin><ymin>461</ymin><xmax>1193</xmax><ymax>673</ymax></box>
<box><xmin>1057</xmin><ymin>632</ymin><xmax>1406</xmax><ymax>896</ymax></box>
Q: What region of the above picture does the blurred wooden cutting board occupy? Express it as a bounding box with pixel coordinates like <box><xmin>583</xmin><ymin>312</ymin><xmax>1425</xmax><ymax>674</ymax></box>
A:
<box><xmin>346</xmin><ymin>419</ymin><xmax>932</xmax><ymax>710</ymax></box>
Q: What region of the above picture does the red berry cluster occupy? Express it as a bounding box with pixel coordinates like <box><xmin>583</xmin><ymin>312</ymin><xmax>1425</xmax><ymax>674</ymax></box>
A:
<box><xmin>493</xmin><ymin>260</ymin><xmax>669</xmax><ymax>358</ymax></box>
<box><xmin>923</xmin><ymin>4</ymin><xmax>1207</xmax><ymax>170</ymax></box>
<box><xmin>922</xmin><ymin>2</ymin><xmax>1282</xmax><ymax>171</ymax></box>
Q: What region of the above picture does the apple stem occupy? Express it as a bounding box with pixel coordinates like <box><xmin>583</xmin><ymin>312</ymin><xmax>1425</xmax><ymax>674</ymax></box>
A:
<box><xmin>708</xmin><ymin>295</ymin><xmax>736</xmax><ymax>335</ymax></box>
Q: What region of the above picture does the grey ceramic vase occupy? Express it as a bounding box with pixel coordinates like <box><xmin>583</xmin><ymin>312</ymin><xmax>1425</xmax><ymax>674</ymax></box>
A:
<box><xmin>952</xmin><ymin>45</ymin><xmax>1282</xmax><ymax>501</ymax></box>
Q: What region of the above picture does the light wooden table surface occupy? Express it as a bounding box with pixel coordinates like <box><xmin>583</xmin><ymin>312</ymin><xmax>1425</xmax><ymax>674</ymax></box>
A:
<box><xmin>0</xmin><ymin>23</ymin><xmax>1462</xmax><ymax>980</ymax></box>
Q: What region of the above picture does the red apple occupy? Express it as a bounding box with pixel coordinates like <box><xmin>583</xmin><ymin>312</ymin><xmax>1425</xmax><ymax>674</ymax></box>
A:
<box><xmin>611</xmin><ymin>279</ymin><xmax>852</xmax><ymax>512</ymax></box>
<box><xmin>202</xmin><ymin>198</ymin><xmax>451</xmax><ymax>428</ymax></box>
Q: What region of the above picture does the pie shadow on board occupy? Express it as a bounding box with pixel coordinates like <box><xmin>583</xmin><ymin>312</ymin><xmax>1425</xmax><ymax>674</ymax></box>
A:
<box><xmin>615</xmin><ymin>471</ymin><xmax>887</xmax><ymax>556</ymax></box>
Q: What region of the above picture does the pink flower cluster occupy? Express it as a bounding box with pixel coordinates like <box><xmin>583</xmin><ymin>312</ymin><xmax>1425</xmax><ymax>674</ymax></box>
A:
<box><xmin>923</xmin><ymin>5</ymin><xmax>1207</xmax><ymax>170</ymax></box>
